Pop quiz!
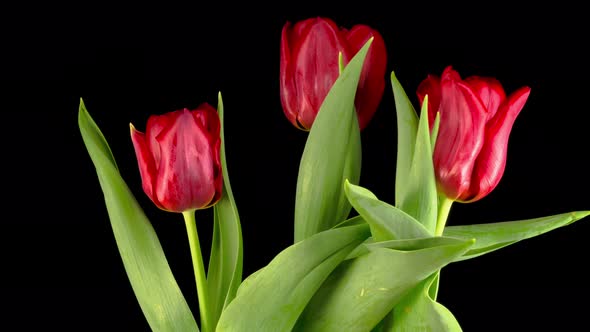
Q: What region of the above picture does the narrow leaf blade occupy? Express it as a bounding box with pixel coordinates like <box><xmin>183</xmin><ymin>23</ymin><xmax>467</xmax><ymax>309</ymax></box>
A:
<box><xmin>400</xmin><ymin>95</ymin><xmax>438</xmax><ymax>232</ymax></box>
<box><xmin>208</xmin><ymin>92</ymin><xmax>244</xmax><ymax>329</ymax></box>
<box><xmin>294</xmin><ymin>39</ymin><xmax>372</xmax><ymax>242</ymax></box>
<box><xmin>391</xmin><ymin>71</ymin><xmax>419</xmax><ymax>209</ymax></box>
<box><xmin>78</xmin><ymin>100</ymin><xmax>198</xmax><ymax>332</ymax></box>
<box><xmin>444</xmin><ymin>211</ymin><xmax>590</xmax><ymax>261</ymax></box>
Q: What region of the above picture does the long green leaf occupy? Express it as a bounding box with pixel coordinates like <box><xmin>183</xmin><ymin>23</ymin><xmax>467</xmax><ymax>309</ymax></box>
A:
<box><xmin>216</xmin><ymin>223</ymin><xmax>371</xmax><ymax>332</ymax></box>
<box><xmin>401</xmin><ymin>95</ymin><xmax>438</xmax><ymax>232</ymax></box>
<box><xmin>78</xmin><ymin>99</ymin><xmax>198</xmax><ymax>332</ymax></box>
<box><xmin>443</xmin><ymin>211</ymin><xmax>590</xmax><ymax>261</ymax></box>
<box><xmin>294</xmin><ymin>237</ymin><xmax>474</xmax><ymax>332</ymax></box>
<box><xmin>294</xmin><ymin>39</ymin><xmax>372</xmax><ymax>242</ymax></box>
<box><xmin>391</xmin><ymin>71</ymin><xmax>418</xmax><ymax>210</ymax></box>
<box><xmin>391</xmin><ymin>273</ymin><xmax>462</xmax><ymax>332</ymax></box>
<box><xmin>334</xmin><ymin>114</ymin><xmax>362</xmax><ymax>229</ymax></box>
<box><xmin>364</xmin><ymin>236</ymin><xmax>471</xmax><ymax>252</ymax></box>
<box><xmin>344</xmin><ymin>180</ymin><xmax>430</xmax><ymax>242</ymax></box>
<box><xmin>208</xmin><ymin>92</ymin><xmax>243</xmax><ymax>330</ymax></box>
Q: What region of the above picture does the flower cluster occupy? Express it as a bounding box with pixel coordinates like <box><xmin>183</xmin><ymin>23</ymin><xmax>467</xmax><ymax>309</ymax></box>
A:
<box><xmin>78</xmin><ymin>16</ymin><xmax>588</xmax><ymax>332</ymax></box>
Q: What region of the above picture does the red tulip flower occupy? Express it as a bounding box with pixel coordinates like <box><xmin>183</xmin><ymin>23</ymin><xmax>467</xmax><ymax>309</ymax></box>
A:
<box><xmin>417</xmin><ymin>66</ymin><xmax>531</xmax><ymax>202</ymax></box>
<box><xmin>130</xmin><ymin>104</ymin><xmax>222</xmax><ymax>212</ymax></box>
<box><xmin>280</xmin><ymin>17</ymin><xmax>387</xmax><ymax>131</ymax></box>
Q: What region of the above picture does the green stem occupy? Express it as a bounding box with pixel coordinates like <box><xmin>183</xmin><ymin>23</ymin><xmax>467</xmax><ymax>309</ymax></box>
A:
<box><xmin>435</xmin><ymin>196</ymin><xmax>453</xmax><ymax>236</ymax></box>
<box><xmin>183</xmin><ymin>211</ymin><xmax>212</xmax><ymax>332</ymax></box>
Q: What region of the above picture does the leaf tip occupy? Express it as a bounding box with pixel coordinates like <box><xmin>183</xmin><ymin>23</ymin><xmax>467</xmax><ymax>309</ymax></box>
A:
<box><xmin>421</xmin><ymin>94</ymin><xmax>429</xmax><ymax>110</ymax></box>
<box><xmin>78</xmin><ymin>98</ymin><xmax>90</xmax><ymax>127</ymax></box>
<box><xmin>572</xmin><ymin>211</ymin><xmax>590</xmax><ymax>220</ymax></box>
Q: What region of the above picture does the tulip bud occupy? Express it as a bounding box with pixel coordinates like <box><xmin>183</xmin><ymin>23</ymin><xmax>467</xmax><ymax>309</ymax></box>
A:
<box><xmin>417</xmin><ymin>66</ymin><xmax>531</xmax><ymax>202</ymax></box>
<box><xmin>130</xmin><ymin>104</ymin><xmax>222</xmax><ymax>212</ymax></box>
<box><xmin>280</xmin><ymin>17</ymin><xmax>387</xmax><ymax>131</ymax></box>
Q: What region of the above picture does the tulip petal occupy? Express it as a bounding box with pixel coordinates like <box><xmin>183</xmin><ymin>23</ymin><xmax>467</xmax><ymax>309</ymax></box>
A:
<box><xmin>193</xmin><ymin>103</ymin><xmax>221</xmax><ymax>138</ymax></box>
<box><xmin>464</xmin><ymin>76</ymin><xmax>506</xmax><ymax>121</ymax></box>
<box><xmin>416</xmin><ymin>74</ymin><xmax>441</xmax><ymax>131</ymax></box>
<box><xmin>155</xmin><ymin>109</ymin><xmax>216</xmax><ymax>212</ymax></box>
<box><xmin>293</xmin><ymin>18</ymin><xmax>352</xmax><ymax>129</ymax></box>
<box><xmin>280</xmin><ymin>21</ymin><xmax>303</xmax><ymax>129</ymax></box>
<box><xmin>191</xmin><ymin>104</ymin><xmax>223</xmax><ymax>208</ymax></box>
<box><xmin>130</xmin><ymin>124</ymin><xmax>159</xmax><ymax>207</ymax></box>
<box><xmin>208</xmin><ymin>138</ymin><xmax>223</xmax><ymax>208</ymax></box>
<box><xmin>346</xmin><ymin>25</ymin><xmax>387</xmax><ymax>130</ymax></box>
<box><xmin>434</xmin><ymin>67</ymin><xmax>487</xmax><ymax>200</ymax></box>
<box><xmin>464</xmin><ymin>86</ymin><xmax>531</xmax><ymax>202</ymax></box>
<box><xmin>146</xmin><ymin>111</ymin><xmax>177</xmax><ymax>168</ymax></box>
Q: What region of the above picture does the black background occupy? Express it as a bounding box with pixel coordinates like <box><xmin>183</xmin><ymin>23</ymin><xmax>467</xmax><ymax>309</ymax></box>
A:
<box><xmin>3</xmin><ymin>1</ymin><xmax>589</xmax><ymax>331</ymax></box>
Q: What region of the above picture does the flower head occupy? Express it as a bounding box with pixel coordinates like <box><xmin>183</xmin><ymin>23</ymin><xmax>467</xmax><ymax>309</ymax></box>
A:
<box><xmin>130</xmin><ymin>104</ymin><xmax>222</xmax><ymax>212</ymax></box>
<box><xmin>280</xmin><ymin>17</ymin><xmax>387</xmax><ymax>131</ymax></box>
<box><xmin>417</xmin><ymin>66</ymin><xmax>531</xmax><ymax>202</ymax></box>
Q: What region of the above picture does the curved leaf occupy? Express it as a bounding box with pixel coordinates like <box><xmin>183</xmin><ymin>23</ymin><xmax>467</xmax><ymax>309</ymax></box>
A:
<box><xmin>216</xmin><ymin>224</ymin><xmax>371</xmax><ymax>332</ymax></box>
<box><xmin>294</xmin><ymin>39</ymin><xmax>372</xmax><ymax>242</ymax></box>
<box><xmin>294</xmin><ymin>237</ymin><xmax>474</xmax><ymax>332</ymax></box>
<box><xmin>391</xmin><ymin>273</ymin><xmax>462</xmax><ymax>332</ymax></box>
<box><xmin>344</xmin><ymin>180</ymin><xmax>431</xmax><ymax>241</ymax></box>
<box><xmin>78</xmin><ymin>100</ymin><xmax>198</xmax><ymax>332</ymax></box>
<box><xmin>444</xmin><ymin>211</ymin><xmax>590</xmax><ymax>261</ymax></box>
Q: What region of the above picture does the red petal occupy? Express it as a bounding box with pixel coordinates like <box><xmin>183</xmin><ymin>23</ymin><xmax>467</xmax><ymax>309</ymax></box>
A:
<box><xmin>416</xmin><ymin>74</ymin><xmax>441</xmax><ymax>130</ymax></box>
<box><xmin>463</xmin><ymin>86</ymin><xmax>531</xmax><ymax>202</ymax></box>
<box><xmin>145</xmin><ymin>111</ymin><xmax>177</xmax><ymax>169</ymax></box>
<box><xmin>191</xmin><ymin>104</ymin><xmax>223</xmax><ymax>207</ymax></box>
<box><xmin>154</xmin><ymin>109</ymin><xmax>217</xmax><ymax>212</ymax></box>
<box><xmin>130</xmin><ymin>124</ymin><xmax>160</xmax><ymax>208</ymax></box>
<box><xmin>434</xmin><ymin>67</ymin><xmax>488</xmax><ymax>200</ymax></box>
<box><xmin>464</xmin><ymin>76</ymin><xmax>506</xmax><ymax>121</ymax></box>
<box><xmin>204</xmin><ymin>137</ymin><xmax>223</xmax><ymax>208</ymax></box>
<box><xmin>346</xmin><ymin>25</ymin><xmax>387</xmax><ymax>130</ymax></box>
<box><xmin>292</xmin><ymin>17</ymin><xmax>352</xmax><ymax>130</ymax></box>
<box><xmin>192</xmin><ymin>103</ymin><xmax>220</xmax><ymax>137</ymax></box>
<box><xmin>280</xmin><ymin>21</ymin><xmax>302</xmax><ymax>129</ymax></box>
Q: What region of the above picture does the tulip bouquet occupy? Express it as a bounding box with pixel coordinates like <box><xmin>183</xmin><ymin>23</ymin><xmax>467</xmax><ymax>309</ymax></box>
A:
<box><xmin>79</xmin><ymin>17</ymin><xmax>588</xmax><ymax>332</ymax></box>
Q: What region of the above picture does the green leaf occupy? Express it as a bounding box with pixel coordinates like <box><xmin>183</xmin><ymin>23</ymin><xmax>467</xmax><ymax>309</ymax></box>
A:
<box><xmin>208</xmin><ymin>92</ymin><xmax>243</xmax><ymax>330</ymax></box>
<box><xmin>78</xmin><ymin>99</ymin><xmax>118</xmax><ymax>169</ymax></box>
<box><xmin>216</xmin><ymin>223</ymin><xmax>371</xmax><ymax>332</ymax></box>
<box><xmin>294</xmin><ymin>39</ymin><xmax>372</xmax><ymax>242</ymax></box>
<box><xmin>402</xmin><ymin>95</ymin><xmax>438</xmax><ymax>232</ymax></box>
<box><xmin>346</xmin><ymin>236</ymin><xmax>471</xmax><ymax>260</ymax></box>
<box><xmin>344</xmin><ymin>180</ymin><xmax>431</xmax><ymax>242</ymax></box>
<box><xmin>78</xmin><ymin>100</ymin><xmax>198</xmax><ymax>332</ymax></box>
<box><xmin>391</xmin><ymin>273</ymin><xmax>462</xmax><ymax>332</ymax></box>
<box><xmin>294</xmin><ymin>237</ymin><xmax>474</xmax><ymax>331</ymax></box>
<box><xmin>334</xmin><ymin>114</ymin><xmax>362</xmax><ymax>231</ymax></box>
<box><xmin>443</xmin><ymin>211</ymin><xmax>590</xmax><ymax>261</ymax></box>
<box><xmin>430</xmin><ymin>111</ymin><xmax>440</xmax><ymax>151</ymax></box>
<box><xmin>391</xmin><ymin>71</ymin><xmax>418</xmax><ymax>211</ymax></box>
<box><xmin>364</xmin><ymin>236</ymin><xmax>471</xmax><ymax>252</ymax></box>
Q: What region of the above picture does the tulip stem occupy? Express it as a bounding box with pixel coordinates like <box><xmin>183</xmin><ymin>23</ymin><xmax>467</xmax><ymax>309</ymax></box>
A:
<box><xmin>183</xmin><ymin>210</ymin><xmax>212</xmax><ymax>332</ymax></box>
<box><xmin>435</xmin><ymin>196</ymin><xmax>453</xmax><ymax>236</ymax></box>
